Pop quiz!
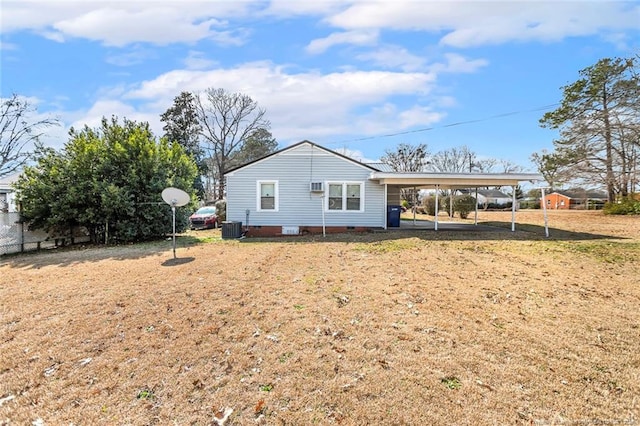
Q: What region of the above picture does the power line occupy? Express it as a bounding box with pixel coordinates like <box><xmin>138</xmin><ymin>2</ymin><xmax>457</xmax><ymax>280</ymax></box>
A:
<box><xmin>329</xmin><ymin>103</ymin><xmax>560</xmax><ymax>145</ymax></box>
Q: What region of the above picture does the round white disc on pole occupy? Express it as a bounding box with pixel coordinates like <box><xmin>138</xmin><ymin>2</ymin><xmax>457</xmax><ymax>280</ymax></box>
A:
<box><xmin>162</xmin><ymin>187</ymin><xmax>190</xmax><ymax>207</ymax></box>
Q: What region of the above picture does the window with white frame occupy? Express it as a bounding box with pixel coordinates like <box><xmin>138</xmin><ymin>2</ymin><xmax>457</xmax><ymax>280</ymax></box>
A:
<box><xmin>327</xmin><ymin>182</ymin><xmax>363</xmax><ymax>211</ymax></box>
<box><xmin>257</xmin><ymin>181</ymin><xmax>278</xmax><ymax>211</ymax></box>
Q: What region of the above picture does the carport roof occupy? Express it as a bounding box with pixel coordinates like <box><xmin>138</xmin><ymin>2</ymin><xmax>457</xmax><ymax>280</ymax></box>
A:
<box><xmin>368</xmin><ymin>171</ymin><xmax>544</xmax><ymax>189</ymax></box>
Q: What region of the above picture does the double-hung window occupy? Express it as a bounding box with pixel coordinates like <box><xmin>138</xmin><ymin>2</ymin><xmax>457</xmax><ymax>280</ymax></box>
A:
<box><xmin>257</xmin><ymin>181</ymin><xmax>278</xmax><ymax>211</ymax></box>
<box><xmin>327</xmin><ymin>182</ymin><xmax>363</xmax><ymax>212</ymax></box>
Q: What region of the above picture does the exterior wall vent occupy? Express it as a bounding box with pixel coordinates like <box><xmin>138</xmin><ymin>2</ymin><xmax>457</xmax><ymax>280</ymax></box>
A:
<box><xmin>310</xmin><ymin>182</ymin><xmax>324</xmax><ymax>192</ymax></box>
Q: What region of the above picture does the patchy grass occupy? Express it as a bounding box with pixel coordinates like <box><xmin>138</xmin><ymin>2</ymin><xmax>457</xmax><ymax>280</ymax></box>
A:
<box><xmin>556</xmin><ymin>241</ymin><xmax>640</xmax><ymax>264</ymax></box>
<box><xmin>1</xmin><ymin>210</ymin><xmax>639</xmax><ymax>425</ymax></box>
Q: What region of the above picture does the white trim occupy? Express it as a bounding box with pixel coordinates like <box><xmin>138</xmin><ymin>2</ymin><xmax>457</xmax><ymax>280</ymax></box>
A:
<box><xmin>325</xmin><ymin>181</ymin><xmax>364</xmax><ymax>212</ymax></box>
<box><xmin>256</xmin><ymin>180</ymin><xmax>279</xmax><ymax>212</ymax></box>
<box><xmin>369</xmin><ymin>172</ymin><xmax>543</xmax><ymax>189</ymax></box>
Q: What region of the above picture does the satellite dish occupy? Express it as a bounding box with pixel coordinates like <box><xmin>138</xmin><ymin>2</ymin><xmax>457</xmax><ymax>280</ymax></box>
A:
<box><xmin>161</xmin><ymin>187</ymin><xmax>190</xmax><ymax>259</ymax></box>
<box><xmin>162</xmin><ymin>187</ymin><xmax>190</xmax><ymax>207</ymax></box>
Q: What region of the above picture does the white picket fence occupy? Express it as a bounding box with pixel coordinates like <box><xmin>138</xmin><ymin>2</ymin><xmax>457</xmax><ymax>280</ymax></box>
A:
<box><xmin>0</xmin><ymin>212</ymin><xmax>90</xmax><ymax>256</ymax></box>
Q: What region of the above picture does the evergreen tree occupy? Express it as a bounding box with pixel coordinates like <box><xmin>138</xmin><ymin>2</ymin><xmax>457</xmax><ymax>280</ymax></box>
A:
<box><xmin>540</xmin><ymin>57</ymin><xmax>640</xmax><ymax>201</ymax></box>
<box><xmin>14</xmin><ymin>117</ymin><xmax>198</xmax><ymax>244</ymax></box>
<box><xmin>161</xmin><ymin>92</ymin><xmax>207</xmax><ymax>198</ymax></box>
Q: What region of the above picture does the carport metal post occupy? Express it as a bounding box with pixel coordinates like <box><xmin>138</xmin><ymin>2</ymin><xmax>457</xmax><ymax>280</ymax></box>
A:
<box><xmin>474</xmin><ymin>187</ymin><xmax>478</xmax><ymax>226</ymax></box>
<box><xmin>511</xmin><ymin>186</ymin><xmax>516</xmax><ymax>232</ymax></box>
<box><xmin>434</xmin><ymin>185</ymin><xmax>439</xmax><ymax>231</ymax></box>
<box><xmin>541</xmin><ymin>187</ymin><xmax>550</xmax><ymax>238</ymax></box>
<box><xmin>413</xmin><ymin>186</ymin><xmax>417</xmax><ymax>225</ymax></box>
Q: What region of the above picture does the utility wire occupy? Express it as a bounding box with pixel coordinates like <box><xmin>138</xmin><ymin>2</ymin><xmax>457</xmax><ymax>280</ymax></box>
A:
<box><xmin>329</xmin><ymin>103</ymin><xmax>560</xmax><ymax>145</ymax></box>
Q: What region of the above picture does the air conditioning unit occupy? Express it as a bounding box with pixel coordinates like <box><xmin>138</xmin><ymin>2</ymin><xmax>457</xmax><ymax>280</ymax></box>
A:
<box><xmin>310</xmin><ymin>182</ymin><xmax>324</xmax><ymax>192</ymax></box>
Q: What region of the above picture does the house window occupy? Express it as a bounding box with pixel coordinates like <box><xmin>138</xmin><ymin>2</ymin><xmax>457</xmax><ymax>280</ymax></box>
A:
<box><xmin>257</xmin><ymin>181</ymin><xmax>278</xmax><ymax>211</ymax></box>
<box><xmin>327</xmin><ymin>182</ymin><xmax>363</xmax><ymax>211</ymax></box>
<box><xmin>346</xmin><ymin>184</ymin><xmax>361</xmax><ymax>211</ymax></box>
<box><xmin>328</xmin><ymin>184</ymin><xmax>343</xmax><ymax>210</ymax></box>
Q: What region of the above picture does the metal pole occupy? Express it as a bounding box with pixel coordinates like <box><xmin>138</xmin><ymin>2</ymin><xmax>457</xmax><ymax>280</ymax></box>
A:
<box><xmin>413</xmin><ymin>186</ymin><xmax>417</xmax><ymax>225</ymax></box>
<box><xmin>434</xmin><ymin>185</ymin><xmax>439</xmax><ymax>231</ymax></box>
<box><xmin>474</xmin><ymin>187</ymin><xmax>478</xmax><ymax>226</ymax></box>
<box><xmin>449</xmin><ymin>189</ymin><xmax>453</xmax><ymax>218</ymax></box>
<box><xmin>541</xmin><ymin>187</ymin><xmax>549</xmax><ymax>238</ymax></box>
<box><xmin>511</xmin><ymin>186</ymin><xmax>516</xmax><ymax>232</ymax></box>
<box><xmin>172</xmin><ymin>204</ymin><xmax>177</xmax><ymax>258</ymax></box>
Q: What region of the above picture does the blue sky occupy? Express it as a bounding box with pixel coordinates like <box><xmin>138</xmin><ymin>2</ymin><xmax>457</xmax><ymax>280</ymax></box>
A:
<box><xmin>1</xmin><ymin>1</ymin><xmax>639</xmax><ymax>171</ymax></box>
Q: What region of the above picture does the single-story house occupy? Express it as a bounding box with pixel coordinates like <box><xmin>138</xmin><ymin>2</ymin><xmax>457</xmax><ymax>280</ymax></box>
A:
<box><xmin>457</xmin><ymin>188</ymin><xmax>512</xmax><ymax>208</ymax></box>
<box><xmin>542</xmin><ymin>190</ymin><xmax>608</xmax><ymax>210</ymax></box>
<box><xmin>224</xmin><ymin>141</ymin><xmax>544</xmax><ymax>236</ymax></box>
<box><xmin>0</xmin><ymin>172</ymin><xmax>20</xmax><ymax>213</ymax></box>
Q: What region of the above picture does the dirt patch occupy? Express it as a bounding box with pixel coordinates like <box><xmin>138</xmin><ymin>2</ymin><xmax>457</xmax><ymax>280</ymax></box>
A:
<box><xmin>1</xmin><ymin>210</ymin><xmax>639</xmax><ymax>425</ymax></box>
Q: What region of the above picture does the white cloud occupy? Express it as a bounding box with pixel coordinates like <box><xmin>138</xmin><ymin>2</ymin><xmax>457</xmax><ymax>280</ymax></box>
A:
<box><xmin>67</xmin><ymin>100</ymin><xmax>162</xmax><ymax>138</ymax></box>
<box><xmin>264</xmin><ymin>0</ymin><xmax>346</xmax><ymax>17</ymax></box>
<box><xmin>1</xmin><ymin>1</ymin><xmax>258</xmax><ymax>46</ymax></box>
<box><xmin>0</xmin><ymin>41</ymin><xmax>18</xmax><ymax>50</ymax></box>
<box><xmin>4</xmin><ymin>1</ymin><xmax>637</xmax><ymax>49</ymax></box>
<box><xmin>429</xmin><ymin>53</ymin><xmax>488</xmax><ymax>74</ymax></box>
<box><xmin>333</xmin><ymin>148</ymin><xmax>377</xmax><ymax>163</ymax></box>
<box><xmin>105</xmin><ymin>46</ymin><xmax>158</xmax><ymax>67</ymax></box>
<box><xmin>54</xmin><ymin>9</ymin><xmax>222</xmax><ymax>47</ymax></box>
<box><xmin>74</xmin><ymin>62</ymin><xmax>439</xmax><ymax>144</ymax></box>
<box><xmin>183</xmin><ymin>51</ymin><xmax>218</xmax><ymax>70</ymax></box>
<box><xmin>326</xmin><ymin>1</ymin><xmax>640</xmax><ymax>48</ymax></box>
<box><xmin>306</xmin><ymin>29</ymin><xmax>379</xmax><ymax>54</ymax></box>
<box><xmin>355</xmin><ymin>45</ymin><xmax>427</xmax><ymax>71</ymax></box>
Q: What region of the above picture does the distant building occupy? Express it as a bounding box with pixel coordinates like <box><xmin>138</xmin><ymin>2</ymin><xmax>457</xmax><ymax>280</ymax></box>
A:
<box><xmin>0</xmin><ymin>172</ymin><xmax>20</xmax><ymax>213</ymax></box>
<box><xmin>458</xmin><ymin>188</ymin><xmax>512</xmax><ymax>208</ymax></box>
<box><xmin>542</xmin><ymin>190</ymin><xmax>608</xmax><ymax>210</ymax></box>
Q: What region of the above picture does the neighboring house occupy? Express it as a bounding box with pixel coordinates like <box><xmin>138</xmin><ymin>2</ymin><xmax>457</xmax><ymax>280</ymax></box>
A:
<box><xmin>224</xmin><ymin>140</ymin><xmax>544</xmax><ymax>237</ymax></box>
<box><xmin>225</xmin><ymin>141</ymin><xmax>386</xmax><ymax>237</ymax></box>
<box><xmin>0</xmin><ymin>172</ymin><xmax>20</xmax><ymax>213</ymax></box>
<box><xmin>542</xmin><ymin>190</ymin><xmax>608</xmax><ymax>210</ymax></box>
<box><xmin>458</xmin><ymin>189</ymin><xmax>512</xmax><ymax>208</ymax></box>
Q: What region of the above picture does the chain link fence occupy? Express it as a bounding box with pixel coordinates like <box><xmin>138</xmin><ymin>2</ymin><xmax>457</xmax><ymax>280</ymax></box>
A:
<box><xmin>0</xmin><ymin>213</ymin><xmax>90</xmax><ymax>256</ymax></box>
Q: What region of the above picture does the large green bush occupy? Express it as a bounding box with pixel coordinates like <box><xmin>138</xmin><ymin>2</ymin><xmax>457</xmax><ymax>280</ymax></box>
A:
<box><xmin>15</xmin><ymin>117</ymin><xmax>198</xmax><ymax>244</ymax></box>
<box><xmin>603</xmin><ymin>196</ymin><xmax>640</xmax><ymax>215</ymax></box>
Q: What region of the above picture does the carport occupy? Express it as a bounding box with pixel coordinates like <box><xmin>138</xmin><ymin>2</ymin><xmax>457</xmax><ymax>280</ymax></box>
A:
<box><xmin>368</xmin><ymin>171</ymin><xmax>547</xmax><ymax>235</ymax></box>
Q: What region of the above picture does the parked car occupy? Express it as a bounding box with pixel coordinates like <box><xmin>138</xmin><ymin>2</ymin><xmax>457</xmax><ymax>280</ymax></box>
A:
<box><xmin>189</xmin><ymin>206</ymin><xmax>219</xmax><ymax>230</ymax></box>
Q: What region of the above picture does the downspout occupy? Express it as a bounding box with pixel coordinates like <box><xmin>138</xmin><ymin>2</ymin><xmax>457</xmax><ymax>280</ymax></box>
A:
<box><xmin>321</xmin><ymin>194</ymin><xmax>326</xmax><ymax>238</ymax></box>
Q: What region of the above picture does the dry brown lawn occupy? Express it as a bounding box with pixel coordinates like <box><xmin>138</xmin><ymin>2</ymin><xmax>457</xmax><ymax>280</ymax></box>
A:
<box><xmin>1</xmin><ymin>210</ymin><xmax>639</xmax><ymax>425</ymax></box>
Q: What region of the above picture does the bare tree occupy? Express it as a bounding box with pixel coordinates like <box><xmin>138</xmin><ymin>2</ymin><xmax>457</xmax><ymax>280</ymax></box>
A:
<box><xmin>380</xmin><ymin>143</ymin><xmax>429</xmax><ymax>172</ymax></box>
<box><xmin>426</xmin><ymin>145</ymin><xmax>475</xmax><ymax>173</ymax></box>
<box><xmin>1</xmin><ymin>94</ymin><xmax>59</xmax><ymax>178</ymax></box>
<box><xmin>530</xmin><ymin>149</ymin><xmax>570</xmax><ymax>191</ymax></box>
<box><xmin>194</xmin><ymin>88</ymin><xmax>270</xmax><ymax>200</ymax></box>
<box><xmin>380</xmin><ymin>143</ymin><xmax>429</xmax><ymax>205</ymax></box>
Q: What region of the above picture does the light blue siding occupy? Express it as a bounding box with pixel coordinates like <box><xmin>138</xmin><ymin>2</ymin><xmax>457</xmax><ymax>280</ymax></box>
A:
<box><xmin>226</xmin><ymin>143</ymin><xmax>386</xmax><ymax>227</ymax></box>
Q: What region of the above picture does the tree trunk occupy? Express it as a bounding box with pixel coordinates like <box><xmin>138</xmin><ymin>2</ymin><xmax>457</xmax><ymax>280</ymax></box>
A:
<box><xmin>602</xmin><ymin>87</ymin><xmax>616</xmax><ymax>202</ymax></box>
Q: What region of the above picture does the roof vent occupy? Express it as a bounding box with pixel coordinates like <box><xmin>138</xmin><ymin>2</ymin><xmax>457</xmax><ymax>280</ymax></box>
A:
<box><xmin>310</xmin><ymin>182</ymin><xmax>324</xmax><ymax>192</ymax></box>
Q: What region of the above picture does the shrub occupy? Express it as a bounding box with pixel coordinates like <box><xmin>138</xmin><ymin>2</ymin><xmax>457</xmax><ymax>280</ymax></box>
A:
<box><xmin>454</xmin><ymin>195</ymin><xmax>476</xmax><ymax>219</ymax></box>
<box><xmin>422</xmin><ymin>195</ymin><xmax>437</xmax><ymax>216</ymax></box>
<box><xmin>603</xmin><ymin>196</ymin><xmax>640</xmax><ymax>215</ymax></box>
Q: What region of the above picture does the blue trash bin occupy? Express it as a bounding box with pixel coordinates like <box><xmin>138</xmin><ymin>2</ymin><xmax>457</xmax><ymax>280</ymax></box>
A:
<box><xmin>387</xmin><ymin>205</ymin><xmax>401</xmax><ymax>227</ymax></box>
